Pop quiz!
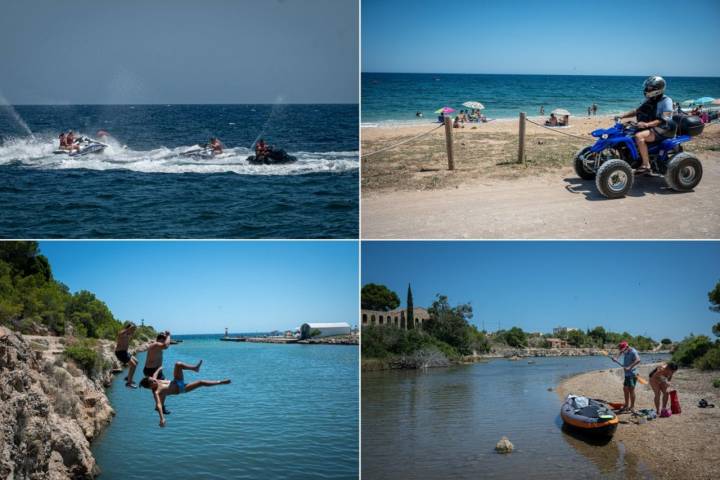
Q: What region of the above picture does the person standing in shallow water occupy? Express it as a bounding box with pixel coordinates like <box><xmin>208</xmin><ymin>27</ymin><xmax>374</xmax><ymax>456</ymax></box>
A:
<box><xmin>539</xmin><ymin>105</ymin><xmax>544</xmax><ymax>115</ymax></box>
<box><xmin>615</xmin><ymin>340</ymin><xmax>641</xmax><ymax>412</ymax></box>
<box><xmin>140</xmin><ymin>360</ymin><xmax>231</xmax><ymax>427</ymax></box>
<box><xmin>114</xmin><ymin>322</ymin><xmax>139</xmax><ymax>388</ymax></box>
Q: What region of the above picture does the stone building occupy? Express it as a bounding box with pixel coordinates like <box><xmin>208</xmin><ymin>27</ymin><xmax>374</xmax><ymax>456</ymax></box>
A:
<box><xmin>546</xmin><ymin>337</ymin><xmax>568</xmax><ymax>348</ymax></box>
<box><xmin>360</xmin><ymin>307</ymin><xmax>430</xmax><ymax>330</ymax></box>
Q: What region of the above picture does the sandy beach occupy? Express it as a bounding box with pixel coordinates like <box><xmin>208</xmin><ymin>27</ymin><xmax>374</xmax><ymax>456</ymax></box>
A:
<box><xmin>361</xmin><ymin>117</ymin><xmax>720</xmax><ymax>239</ymax></box>
<box><xmin>557</xmin><ymin>364</ymin><xmax>720</xmax><ymax>479</ymax></box>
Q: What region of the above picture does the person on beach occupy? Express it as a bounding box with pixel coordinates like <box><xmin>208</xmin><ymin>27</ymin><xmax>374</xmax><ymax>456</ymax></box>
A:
<box><xmin>539</xmin><ymin>105</ymin><xmax>544</xmax><ymax>115</ymax></box>
<box><xmin>588</xmin><ymin>106</ymin><xmax>592</xmax><ymax>116</ymax></box>
<box><xmin>615</xmin><ymin>340</ymin><xmax>641</xmax><ymax>412</ymax></box>
<box><xmin>649</xmin><ymin>362</ymin><xmax>678</xmax><ymax>417</ymax></box>
<box><xmin>592</xmin><ymin>103</ymin><xmax>598</xmax><ymax>115</ymax></box>
<box><xmin>545</xmin><ymin>113</ymin><xmax>558</xmax><ymax>127</ymax></box>
<box><xmin>453</xmin><ymin>116</ymin><xmax>463</xmax><ymax>128</ymax></box>
<box><xmin>617</xmin><ymin>76</ymin><xmax>674</xmax><ymax>175</ymax></box>
<box><xmin>140</xmin><ymin>360</ymin><xmax>231</xmax><ymax>427</ymax></box>
<box><xmin>115</xmin><ymin>321</ymin><xmax>139</xmax><ymax>388</ymax></box>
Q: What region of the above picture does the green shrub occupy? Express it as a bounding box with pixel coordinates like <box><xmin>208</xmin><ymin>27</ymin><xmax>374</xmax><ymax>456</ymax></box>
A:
<box><xmin>693</xmin><ymin>346</ymin><xmax>720</xmax><ymax>371</ymax></box>
<box><xmin>712</xmin><ymin>379</ymin><xmax>720</xmax><ymax>388</ymax></box>
<box><xmin>672</xmin><ymin>335</ymin><xmax>713</xmax><ymax>367</ymax></box>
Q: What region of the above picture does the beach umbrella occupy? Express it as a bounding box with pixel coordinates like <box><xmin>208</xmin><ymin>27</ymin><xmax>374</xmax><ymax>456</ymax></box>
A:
<box><xmin>551</xmin><ymin>108</ymin><xmax>571</xmax><ymax>116</ymax></box>
<box><xmin>712</xmin><ymin>99</ymin><xmax>720</xmax><ymax>105</ymax></box>
<box><xmin>434</xmin><ymin>106</ymin><xmax>455</xmax><ymax>114</ymax></box>
<box><xmin>693</xmin><ymin>96</ymin><xmax>715</xmax><ymax>106</ymax></box>
<box><xmin>462</xmin><ymin>101</ymin><xmax>485</xmax><ymax>110</ymax></box>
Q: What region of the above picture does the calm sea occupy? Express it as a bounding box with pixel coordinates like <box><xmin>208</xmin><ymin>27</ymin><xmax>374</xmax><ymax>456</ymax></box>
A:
<box><xmin>0</xmin><ymin>104</ymin><xmax>358</xmax><ymax>238</ymax></box>
<box><xmin>362</xmin><ymin>354</ymin><xmax>670</xmax><ymax>480</ymax></box>
<box><xmin>92</xmin><ymin>335</ymin><xmax>359</xmax><ymax>479</ymax></box>
<box><xmin>362</xmin><ymin>73</ymin><xmax>720</xmax><ymax>126</ymax></box>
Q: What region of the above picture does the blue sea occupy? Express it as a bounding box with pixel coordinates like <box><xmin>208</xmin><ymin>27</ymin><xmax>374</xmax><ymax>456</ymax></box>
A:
<box><xmin>362</xmin><ymin>73</ymin><xmax>720</xmax><ymax>126</ymax></box>
<box><xmin>0</xmin><ymin>104</ymin><xmax>358</xmax><ymax>238</ymax></box>
<box><xmin>92</xmin><ymin>335</ymin><xmax>359</xmax><ymax>479</ymax></box>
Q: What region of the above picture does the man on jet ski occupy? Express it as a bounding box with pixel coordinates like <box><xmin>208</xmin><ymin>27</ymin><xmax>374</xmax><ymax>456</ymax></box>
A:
<box><xmin>64</xmin><ymin>130</ymin><xmax>80</xmax><ymax>153</ymax></box>
<box><xmin>617</xmin><ymin>76</ymin><xmax>674</xmax><ymax>175</ymax></box>
<box><xmin>255</xmin><ymin>139</ymin><xmax>269</xmax><ymax>158</ymax></box>
<box><xmin>207</xmin><ymin>137</ymin><xmax>223</xmax><ymax>155</ymax></box>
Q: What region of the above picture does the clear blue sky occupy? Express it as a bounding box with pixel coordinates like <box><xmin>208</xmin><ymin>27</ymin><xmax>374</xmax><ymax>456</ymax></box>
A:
<box><xmin>39</xmin><ymin>241</ymin><xmax>358</xmax><ymax>334</ymax></box>
<box><xmin>362</xmin><ymin>241</ymin><xmax>720</xmax><ymax>341</ymax></box>
<box><xmin>0</xmin><ymin>0</ymin><xmax>358</xmax><ymax>105</ymax></box>
<box><xmin>362</xmin><ymin>0</ymin><xmax>720</xmax><ymax>76</ymax></box>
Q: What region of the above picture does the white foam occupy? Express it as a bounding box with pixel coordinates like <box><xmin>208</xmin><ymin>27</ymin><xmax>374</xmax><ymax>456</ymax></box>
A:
<box><xmin>0</xmin><ymin>135</ymin><xmax>358</xmax><ymax>176</ymax></box>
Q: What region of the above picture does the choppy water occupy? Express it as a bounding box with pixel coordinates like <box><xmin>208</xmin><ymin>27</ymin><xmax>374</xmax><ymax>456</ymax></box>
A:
<box><xmin>0</xmin><ymin>104</ymin><xmax>358</xmax><ymax>238</ymax></box>
<box><xmin>361</xmin><ymin>73</ymin><xmax>720</xmax><ymax>126</ymax></box>
<box><xmin>92</xmin><ymin>336</ymin><xmax>359</xmax><ymax>480</ymax></box>
<box><xmin>362</xmin><ymin>354</ymin><xmax>669</xmax><ymax>480</ymax></box>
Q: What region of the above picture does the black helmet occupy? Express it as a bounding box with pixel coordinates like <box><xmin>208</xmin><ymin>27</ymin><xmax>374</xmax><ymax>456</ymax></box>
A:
<box><xmin>643</xmin><ymin>76</ymin><xmax>666</xmax><ymax>99</ymax></box>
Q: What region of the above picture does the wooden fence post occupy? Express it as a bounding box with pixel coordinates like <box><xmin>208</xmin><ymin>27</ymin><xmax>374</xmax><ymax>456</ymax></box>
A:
<box><xmin>444</xmin><ymin>115</ymin><xmax>454</xmax><ymax>170</ymax></box>
<box><xmin>518</xmin><ymin>112</ymin><xmax>526</xmax><ymax>164</ymax></box>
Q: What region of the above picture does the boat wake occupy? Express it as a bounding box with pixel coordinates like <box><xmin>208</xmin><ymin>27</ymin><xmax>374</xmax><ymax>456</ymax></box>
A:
<box><xmin>0</xmin><ymin>135</ymin><xmax>358</xmax><ymax>176</ymax></box>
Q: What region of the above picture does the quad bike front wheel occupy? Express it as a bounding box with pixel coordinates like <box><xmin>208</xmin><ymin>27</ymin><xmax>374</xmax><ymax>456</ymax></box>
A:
<box><xmin>665</xmin><ymin>153</ymin><xmax>702</xmax><ymax>192</ymax></box>
<box><xmin>573</xmin><ymin>147</ymin><xmax>595</xmax><ymax>180</ymax></box>
<box><xmin>595</xmin><ymin>159</ymin><xmax>634</xmax><ymax>199</ymax></box>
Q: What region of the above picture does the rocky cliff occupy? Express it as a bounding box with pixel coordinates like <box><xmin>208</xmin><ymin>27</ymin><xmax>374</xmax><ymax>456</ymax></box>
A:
<box><xmin>0</xmin><ymin>327</ymin><xmax>119</xmax><ymax>479</ymax></box>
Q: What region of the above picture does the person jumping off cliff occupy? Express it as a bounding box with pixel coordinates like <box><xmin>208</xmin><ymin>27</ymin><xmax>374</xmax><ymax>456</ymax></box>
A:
<box><xmin>142</xmin><ymin>331</ymin><xmax>172</xmax><ymax>413</ymax></box>
<box><xmin>114</xmin><ymin>322</ymin><xmax>139</xmax><ymax>388</ymax></box>
<box><xmin>140</xmin><ymin>361</ymin><xmax>231</xmax><ymax>427</ymax></box>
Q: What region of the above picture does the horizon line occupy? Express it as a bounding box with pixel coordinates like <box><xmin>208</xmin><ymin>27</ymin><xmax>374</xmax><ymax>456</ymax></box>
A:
<box><xmin>2</xmin><ymin>102</ymin><xmax>359</xmax><ymax>107</ymax></box>
<box><xmin>362</xmin><ymin>71</ymin><xmax>720</xmax><ymax>79</ymax></box>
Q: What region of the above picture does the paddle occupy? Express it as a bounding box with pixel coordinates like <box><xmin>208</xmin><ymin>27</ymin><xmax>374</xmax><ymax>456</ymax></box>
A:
<box><xmin>599</xmin><ymin>350</ymin><xmax>648</xmax><ymax>385</ymax></box>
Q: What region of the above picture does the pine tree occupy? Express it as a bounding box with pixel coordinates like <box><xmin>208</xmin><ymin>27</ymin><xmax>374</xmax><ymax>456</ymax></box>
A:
<box><xmin>407</xmin><ymin>283</ymin><xmax>414</xmax><ymax>330</ymax></box>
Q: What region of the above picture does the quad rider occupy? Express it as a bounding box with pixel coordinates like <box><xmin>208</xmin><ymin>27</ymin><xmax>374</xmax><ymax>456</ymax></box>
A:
<box><xmin>617</xmin><ymin>76</ymin><xmax>674</xmax><ymax>175</ymax></box>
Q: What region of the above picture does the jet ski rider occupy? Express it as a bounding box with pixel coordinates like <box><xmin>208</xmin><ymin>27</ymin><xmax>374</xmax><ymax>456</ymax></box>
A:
<box><xmin>255</xmin><ymin>139</ymin><xmax>269</xmax><ymax>158</ymax></box>
<box><xmin>208</xmin><ymin>137</ymin><xmax>223</xmax><ymax>155</ymax></box>
<box><xmin>617</xmin><ymin>76</ymin><xmax>674</xmax><ymax>175</ymax></box>
<box><xmin>63</xmin><ymin>130</ymin><xmax>80</xmax><ymax>153</ymax></box>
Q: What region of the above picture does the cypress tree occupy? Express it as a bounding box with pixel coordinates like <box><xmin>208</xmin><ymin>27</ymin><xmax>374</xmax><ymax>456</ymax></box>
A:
<box><xmin>407</xmin><ymin>283</ymin><xmax>414</xmax><ymax>330</ymax></box>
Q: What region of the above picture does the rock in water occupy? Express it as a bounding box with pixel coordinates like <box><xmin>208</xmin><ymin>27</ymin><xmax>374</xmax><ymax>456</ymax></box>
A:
<box><xmin>495</xmin><ymin>436</ymin><xmax>514</xmax><ymax>453</ymax></box>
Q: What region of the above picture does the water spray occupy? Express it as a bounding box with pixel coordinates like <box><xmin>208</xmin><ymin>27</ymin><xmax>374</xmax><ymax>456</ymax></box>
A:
<box><xmin>251</xmin><ymin>95</ymin><xmax>285</xmax><ymax>151</ymax></box>
<box><xmin>0</xmin><ymin>91</ymin><xmax>35</xmax><ymax>140</ymax></box>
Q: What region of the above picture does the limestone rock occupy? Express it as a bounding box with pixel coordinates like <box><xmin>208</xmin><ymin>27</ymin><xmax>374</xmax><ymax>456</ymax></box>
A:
<box><xmin>0</xmin><ymin>327</ymin><xmax>115</xmax><ymax>479</ymax></box>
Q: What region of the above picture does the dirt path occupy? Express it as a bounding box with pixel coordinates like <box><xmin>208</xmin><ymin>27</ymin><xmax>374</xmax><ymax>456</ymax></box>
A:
<box><xmin>362</xmin><ymin>152</ymin><xmax>720</xmax><ymax>239</ymax></box>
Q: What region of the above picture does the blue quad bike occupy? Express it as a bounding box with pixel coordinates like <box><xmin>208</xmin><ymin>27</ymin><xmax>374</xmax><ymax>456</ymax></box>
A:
<box><xmin>573</xmin><ymin>116</ymin><xmax>704</xmax><ymax>198</ymax></box>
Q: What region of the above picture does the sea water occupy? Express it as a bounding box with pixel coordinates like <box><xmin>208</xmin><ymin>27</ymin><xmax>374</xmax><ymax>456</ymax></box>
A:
<box><xmin>362</xmin><ymin>354</ymin><xmax>669</xmax><ymax>480</ymax></box>
<box><xmin>0</xmin><ymin>104</ymin><xmax>358</xmax><ymax>238</ymax></box>
<box><xmin>92</xmin><ymin>336</ymin><xmax>358</xmax><ymax>479</ymax></box>
<box><xmin>361</xmin><ymin>73</ymin><xmax>720</xmax><ymax>126</ymax></box>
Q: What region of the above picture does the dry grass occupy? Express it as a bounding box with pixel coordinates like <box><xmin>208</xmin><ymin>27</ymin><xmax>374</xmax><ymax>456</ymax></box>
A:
<box><xmin>362</xmin><ymin>121</ymin><xmax>720</xmax><ymax>193</ymax></box>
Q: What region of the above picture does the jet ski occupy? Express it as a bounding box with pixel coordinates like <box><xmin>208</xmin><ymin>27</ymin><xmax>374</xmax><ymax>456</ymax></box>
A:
<box><xmin>247</xmin><ymin>148</ymin><xmax>297</xmax><ymax>165</ymax></box>
<box><xmin>54</xmin><ymin>137</ymin><xmax>108</xmax><ymax>157</ymax></box>
<box><xmin>180</xmin><ymin>146</ymin><xmax>216</xmax><ymax>159</ymax></box>
<box><xmin>561</xmin><ymin>395</ymin><xmax>618</xmax><ymax>438</ymax></box>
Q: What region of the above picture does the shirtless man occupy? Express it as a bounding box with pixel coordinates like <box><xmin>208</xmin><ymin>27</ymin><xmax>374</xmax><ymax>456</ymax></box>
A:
<box><xmin>140</xmin><ymin>360</ymin><xmax>231</xmax><ymax>427</ymax></box>
<box><xmin>142</xmin><ymin>330</ymin><xmax>172</xmax><ymax>413</ymax></box>
<box><xmin>114</xmin><ymin>322</ymin><xmax>139</xmax><ymax>388</ymax></box>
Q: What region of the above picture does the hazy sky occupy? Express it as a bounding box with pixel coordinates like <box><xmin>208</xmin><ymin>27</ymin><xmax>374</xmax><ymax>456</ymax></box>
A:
<box><xmin>0</xmin><ymin>0</ymin><xmax>358</xmax><ymax>104</ymax></box>
<box><xmin>363</xmin><ymin>0</ymin><xmax>720</xmax><ymax>76</ymax></box>
<box><xmin>40</xmin><ymin>241</ymin><xmax>359</xmax><ymax>334</ymax></box>
<box><xmin>362</xmin><ymin>241</ymin><xmax>720</xmax><ymax>341</ymax></box>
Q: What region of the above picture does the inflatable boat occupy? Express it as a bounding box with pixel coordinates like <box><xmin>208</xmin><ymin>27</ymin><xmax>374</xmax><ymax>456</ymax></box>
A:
<box><xmin>561</xmin><ymin>395</ymin><xmax>618</xmax><ymax>437</ymax></box>
<box><xmin>247</xmin><ymin>148</ymin><xmax>297</xmax><ymax>165</ymax></box>
<box><xmin>54</xmin><ymin>138</ymin><xmax>107</xmax><ymax>157</ymax></box>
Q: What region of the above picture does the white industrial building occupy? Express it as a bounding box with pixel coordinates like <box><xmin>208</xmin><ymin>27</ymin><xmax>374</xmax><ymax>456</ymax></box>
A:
<box><xmin>299</xmin><ymin>322</ymin><xmax>352</xmax><ymax>339</ymax></box>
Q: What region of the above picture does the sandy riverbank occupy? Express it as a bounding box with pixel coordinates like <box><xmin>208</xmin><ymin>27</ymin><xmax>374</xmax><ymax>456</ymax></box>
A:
<box><xmin>557</xmin><ymin>364</ymin><xmax>720</xmax><ymax>479</ymax></box>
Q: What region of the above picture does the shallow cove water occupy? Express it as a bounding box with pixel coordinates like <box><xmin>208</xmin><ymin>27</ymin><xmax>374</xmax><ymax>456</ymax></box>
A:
<box><xmin>0</xmin><ymin>104</ymin><xmax>358</xmax><ymax>238</ymax></box>
<box><xmin>92</xmin><ymin>336</ymin><xmax>358</xmax><ymax>479</ymax></box>
<box><xmin>362</xmin><ymin>355</ymin><xmax>669</xmax><ymax>480</ymax></box>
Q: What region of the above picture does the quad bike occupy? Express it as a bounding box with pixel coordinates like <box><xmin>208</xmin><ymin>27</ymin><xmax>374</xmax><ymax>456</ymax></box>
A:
<box><xmin>573</xmin><ymin>115</ymin><xmax>704</xmax><ymax>199</ymax></box>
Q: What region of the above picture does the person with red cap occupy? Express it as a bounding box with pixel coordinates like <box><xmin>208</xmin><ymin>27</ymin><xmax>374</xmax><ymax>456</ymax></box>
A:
<box><xmin>615</xmin><ymin>340</ymin><xmax>641</xmax><ymax>412</ymax></box>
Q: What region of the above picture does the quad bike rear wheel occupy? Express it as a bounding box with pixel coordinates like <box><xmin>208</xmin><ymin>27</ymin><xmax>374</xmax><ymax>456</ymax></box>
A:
<box><xmin>665</xmin><ymin>152</ymin><xmax>702</xmax><ymax>192</ymax></box>
<box><xmin>573</xmin><ymin>147</ymin><xmax>595</xmax><ymax>180</ymax></box>
<box><xmin>595</xmin><ymin>159</ymin><xmax>634</xmax><ymax>199</ymax></box>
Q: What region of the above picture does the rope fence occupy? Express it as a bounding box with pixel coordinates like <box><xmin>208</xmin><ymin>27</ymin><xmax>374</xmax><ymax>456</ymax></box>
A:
<box><xmin>361</xmin><ymin>110</ymin><xmax>720</xmax><ymax>168</ymax></box>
